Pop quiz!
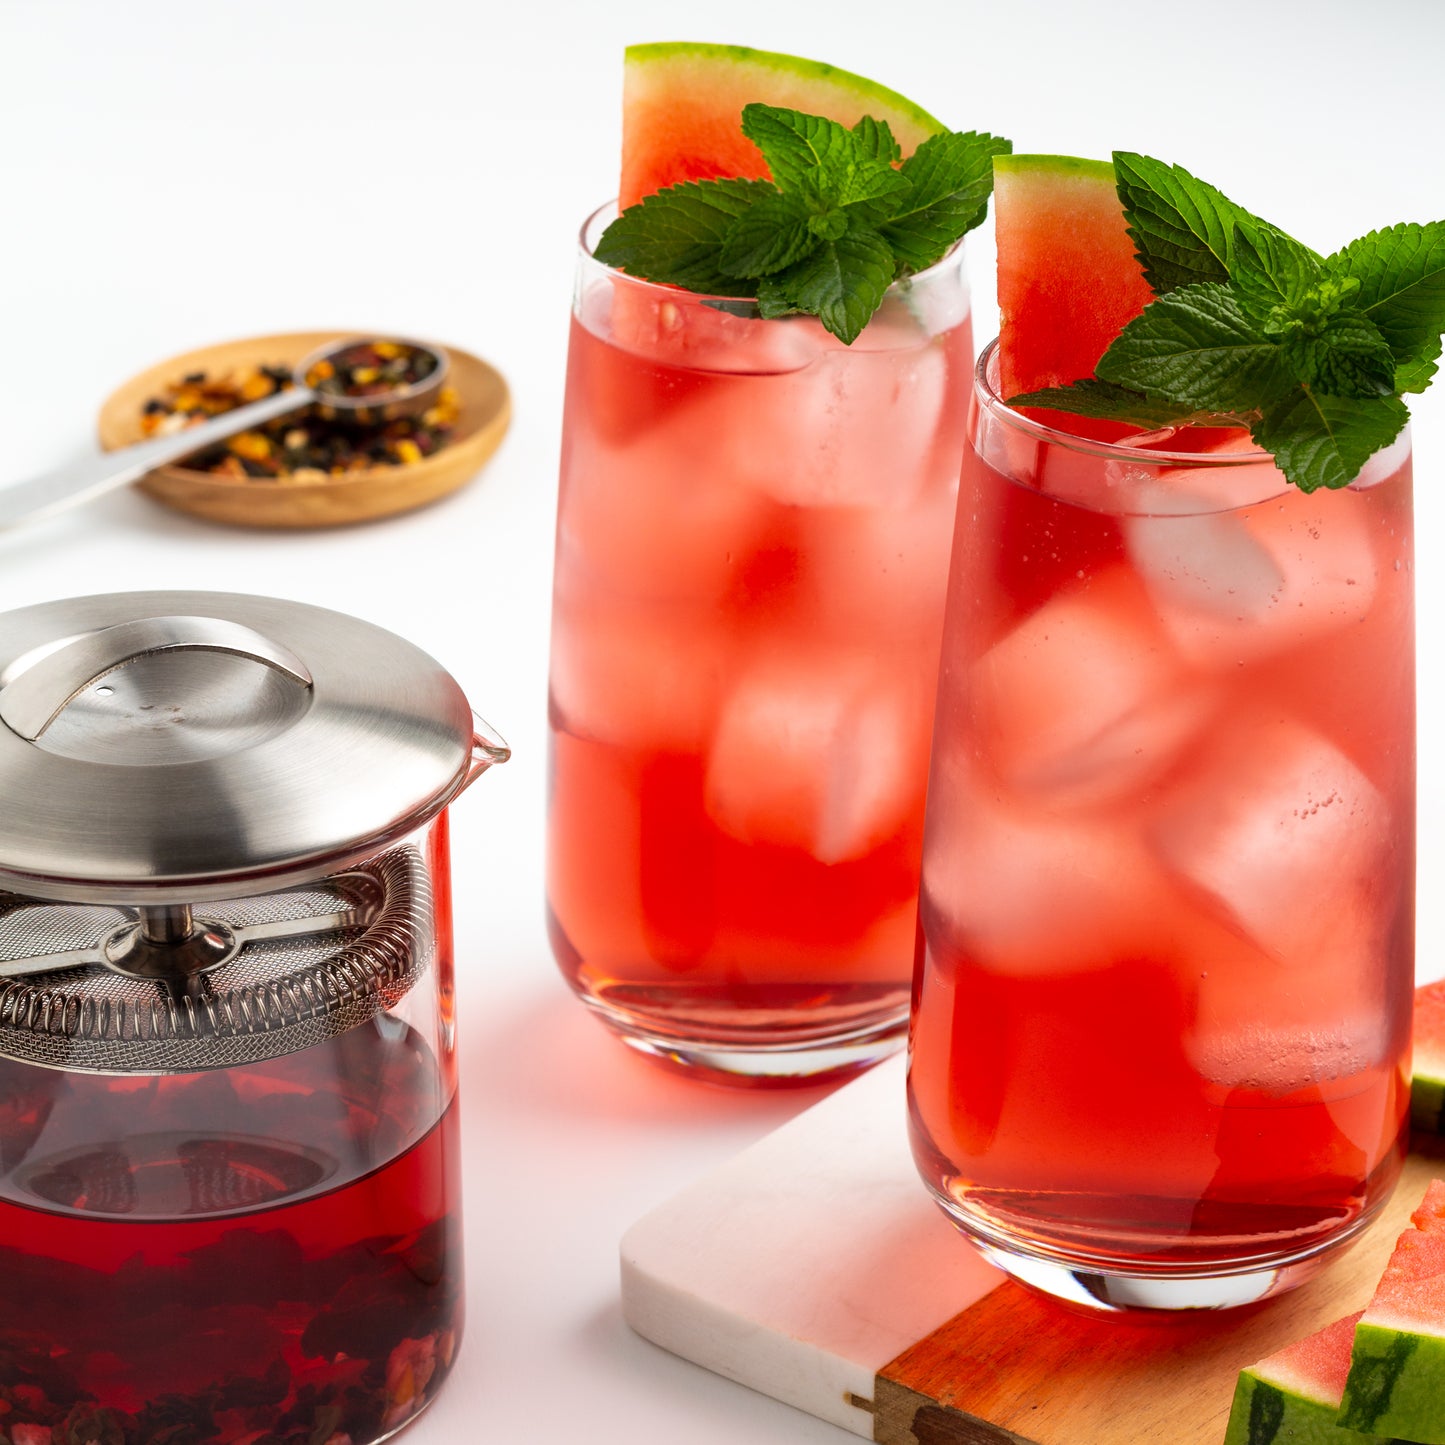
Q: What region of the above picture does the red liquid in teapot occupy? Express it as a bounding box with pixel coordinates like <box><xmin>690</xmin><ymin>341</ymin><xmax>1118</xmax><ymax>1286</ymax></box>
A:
<box><xmin>0</xmin><ymin>1018</ymin><xmax>461</xmax><ymax>1444</ymax></box>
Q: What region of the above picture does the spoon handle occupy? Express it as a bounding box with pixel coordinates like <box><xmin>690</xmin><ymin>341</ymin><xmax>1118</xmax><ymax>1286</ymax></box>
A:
<box><xmin>0</xmin><ymin>385</ymin><xmax>315</xmax><ymax>530</ymax></box>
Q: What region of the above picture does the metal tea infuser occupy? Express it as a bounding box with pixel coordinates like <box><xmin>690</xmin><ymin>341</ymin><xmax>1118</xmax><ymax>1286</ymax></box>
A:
<box><xmin>0</xmin><ymin>589</ymin><xmax>505</xmax><ymax>1438</ymax></box>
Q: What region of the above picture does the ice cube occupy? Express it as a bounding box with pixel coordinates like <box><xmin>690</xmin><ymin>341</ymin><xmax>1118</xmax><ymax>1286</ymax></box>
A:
<box><xmin>548</xmin><ymin>592</ymin><xmax>729</xmax><ymax>751</ymax></box>
<box><xmin>1125</xmin><ymin>474</ymin><xmax>1379</xmax><ymax>665</ymax></box>
<box><xmin>969</xmin><ymin>569</ymin><xmax>1208</xmax><ymax>808</ymax></box>
<box><xmin>1153</xmin><ymin>711</ymin><xmax>1396</xmax><ymax>950</ymax></box>
<box><xmin>795</xmin><ymin>495</ymin><xmax>956</xmax><ymax>648</ymax></box>
<box><xmin>1151</xmin><ymin>711</ymin><xmax>1404</xmax><ymax>1063</ymax></box>
<box><xmin>1187</xmin><ymin>1019</ymin><xmax>1393</xmax><ymax>1099</ymax></box>
<box><xmin>1352</xmin><ymin>427</ymin><xmax>1412</xmax><ymax>491</ymax></box>
<box><xmin>919</xmin><ymin>755</ymin><xmax>1177</xmax><ymax>977</ymax></box>
<box><xmin>556</xmin><ymin>403</ymin><xmax>774</xmax><ymax>603</ymax></box>
<box><xmin>703</xmin><ymin>647</ymin><xmax>931</xmax><ymax>864</ymax></box>
<box><xmin>719</xmin><ymin>335</ymin><xmax>954</xmax><ymax>510</ymax></box>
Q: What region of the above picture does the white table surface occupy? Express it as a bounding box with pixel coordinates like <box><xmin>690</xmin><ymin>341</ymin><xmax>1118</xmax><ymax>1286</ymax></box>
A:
<box><xmin>3</xmin><ymin>2</ymin><xmax>1443</xmax><ymax>1440</ymax></box>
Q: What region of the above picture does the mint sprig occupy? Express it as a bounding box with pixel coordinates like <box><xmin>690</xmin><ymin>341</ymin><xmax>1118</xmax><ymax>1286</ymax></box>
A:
<box><xmin>1012</xmin><ymin>154</ymin><xmax>1445</xmax><ymax>492</ymax></box>
<box><xmin>595</xmin><ymin>106</ymin><xmax>1011</xmax><ymax>344</ymax></box>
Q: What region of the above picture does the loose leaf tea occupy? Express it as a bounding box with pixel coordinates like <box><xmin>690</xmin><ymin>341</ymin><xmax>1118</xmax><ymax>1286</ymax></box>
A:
<box><xmin>141</xmin><ymin>362</ymin><xmax>460</xmax><ymax>478</ymax></box>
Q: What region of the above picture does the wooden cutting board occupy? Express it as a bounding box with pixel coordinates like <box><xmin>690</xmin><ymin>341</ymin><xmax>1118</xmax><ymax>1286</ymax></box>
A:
<box><xmin>620</xmin><ymin>1054</ymin><xmax>1442</xmax><ymax>1443</ymax></box>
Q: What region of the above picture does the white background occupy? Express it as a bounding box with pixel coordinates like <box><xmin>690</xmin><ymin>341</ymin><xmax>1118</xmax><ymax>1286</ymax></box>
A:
<box><xmin>2</xmin><ymin>1</ymin><xmax>1443</xmax><ymax>1439</ymax></box>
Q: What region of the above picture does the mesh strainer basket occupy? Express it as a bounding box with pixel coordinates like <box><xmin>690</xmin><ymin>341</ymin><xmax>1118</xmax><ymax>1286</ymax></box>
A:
<box><xmin>0</xmin><ymin>845</ymin><xmax>435</xmax><ymax>1073</ymax></box>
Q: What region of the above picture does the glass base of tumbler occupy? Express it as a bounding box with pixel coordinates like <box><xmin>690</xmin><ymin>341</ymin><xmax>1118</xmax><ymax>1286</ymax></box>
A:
<box><xmin>581</xmin><ymin>994</ymin><xmax>908</xmax><ymax>1087</ymax></box>
<box><xmin>929</xmin><ymin>1186</ymin><xmax>1387</xmax><ymax>1315</ymax></box>
<box><xmin>549</xmin><ymin>910</ymin><xmax>911</xmax><ymax>1085</ymax></box>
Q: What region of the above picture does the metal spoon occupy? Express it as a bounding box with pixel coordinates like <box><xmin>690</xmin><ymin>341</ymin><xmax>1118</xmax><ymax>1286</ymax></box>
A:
<box><xmin>0</xmin><ymin>336</ymin><xmax>449</xmax><ymax>531</ymax></box>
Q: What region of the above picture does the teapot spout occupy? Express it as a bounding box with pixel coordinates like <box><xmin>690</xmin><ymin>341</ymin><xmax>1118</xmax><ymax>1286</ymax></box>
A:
<box><xmin>463</xmin><ymin>712</ymin><xmax>511</xmax><ymax>789</ymax></box>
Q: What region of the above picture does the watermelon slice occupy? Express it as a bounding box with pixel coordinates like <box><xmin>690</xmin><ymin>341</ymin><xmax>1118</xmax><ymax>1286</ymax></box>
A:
<box><xmin>619</xmin><ymin>42</ymin><xmax>943</xmax><ymax>208</ymax></box>
<box><xmin>1337</xmin><ymin>1178</ymin><xmax>1445</xmax><ymax>1441</ymax></box>
<box><xmin>1224</xmin><ymin>1311</ymin><xmax>1398</xmax><ymax>1445</ymax></box>
<box><xmin>1414</xmin><ymin>980</ymin><xmax>1445</xmax><ymax>1134</ymax></box>
<box><xmin>994</xmin><ymin>153</ymin><xmax>1155</xmax><ymax>404</ymax></box>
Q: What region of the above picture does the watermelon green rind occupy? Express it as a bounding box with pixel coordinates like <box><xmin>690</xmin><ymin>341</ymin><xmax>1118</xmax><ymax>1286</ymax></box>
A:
<box><xmin>1224</xmin><ymin>1313</ymin><xmax>1402</xmax><ymax>1445</ymax></box>
<box><xmin>1224</xmin><ymin>1370</ymin><xmax>1399</xmax><ymax>1445</ymax></box>
<box><xmin>620</xmin><ymin>42</ymin><xmax>944</xmax><ymax>208</ymax></box>
<box><xmin>1339</xmin><ymin>1320</ymin><xmax>1445</xmax><ymax>1441</ymax></box>
<box><xmin>1337</xmin><ymin>1177</ymin><xmax>1445</xmax><ymax>1442</ymax></box>
<box><xmin>1412</xmin><ymin>981</ymin><xmax>1445</xmax><ymax>1134</ymax></box>
<box><xmin>994</xmin><ymin>153</ymin><xmax>1116</xmax><ymax>185</ymax></box>
<box><xmin>1414</xmin><ymin>1073</ymin><xmax>1445</xmax><ymax>1135</ymax></box>
<box><xmin>625</xmin><ymin>42</ymin><xmax>944</xmax><ymax>133</ymax></box>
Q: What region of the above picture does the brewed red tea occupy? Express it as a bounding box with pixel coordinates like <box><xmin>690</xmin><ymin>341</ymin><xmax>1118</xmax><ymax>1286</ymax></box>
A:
<box><xmin>0</xmin><ymin>1021</ymin><xmax>460</xmax><ymax>1443</ymax></box>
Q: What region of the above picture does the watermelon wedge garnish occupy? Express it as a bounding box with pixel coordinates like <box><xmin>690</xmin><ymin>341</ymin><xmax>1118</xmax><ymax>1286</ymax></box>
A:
<box><xmin>619</xmin><ymin>42</ymin><xmax>943</xmax><ymax>208</ymax></box>
<box><xmin>1337</xmin><ymin>1178</ymin><xmax>1445</xmax><ymax>1442</ymax></box>
<box><xmin>1414</xmin><ymin>980</ymin><xmax>1445</xmax><ymax>1134</ymax></box>
<box><xmin>1224</xmin><ymin>1311</ymin><xmax>1397</xmax><ymax>1445</ymax></box>
<box><xmin>993</xmin><ymin>153</ymin><xmax>1155</xmax><ymax>442</ymax></box>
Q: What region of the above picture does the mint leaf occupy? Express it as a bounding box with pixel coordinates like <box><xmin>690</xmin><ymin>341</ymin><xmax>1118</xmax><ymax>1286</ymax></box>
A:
<box><xmin>1113</xmin><ymin>152</ymin><xmax>1255</xmax><ymax>294</ymax></box>
<box><xmin>1006</xmin><ymin>379</ymin><xmax>1218</xmax><ymax>428</ymax></box>
<box><xmin>1396</xmin><ymin>335</ymin><xmax>1442</xmax><ymax>394</ymax></box>
<box><xmin>818</xmin><ymin>158</ymin><xmax>912</xmax><ymax>213</ymax></box>
<box><xmin>1275</xmin><ymin>308</ymin><xmax>1397</xmax><ymax>398</ymax></box>
<box><xmin>1236</xmin><ymin>234</ymin><xmax>1398</xmax><ymax>399</ymax></box>
<box><xmin>1251</xmin><ymin>388</ymin><xmax>1408</xmax><ymax>493</ymax></box>
<box><xmin>882</xmin><ymin>130</ymin><xmax>1013</xmax><ymax>272</ymax></box>
<box><xmin>718</xmin><ymin>191</ymin><xmax>815</xmax><ymax>277</ymax></box>
<box><xmin>742</xmin><ymin>103</ymin><xmax>913</xmax><ymax>237</ymax></box>
<box><xmin>754</xmin><ymin>277</ymin><xmax>797</xmax><ymax>320</ymax></box>
<box><xmin>1096</xmin><ymin>283</ymin><xmax>1295</xmax><ymax>412</ymax></box>
<box><xmin>1328</xmin><ymin>221</ymin><xmax>1445</xmax><ymax>369</ymax></box>
<box><xmin>851</xmin><ymin>115</ymin><xmax>901</xmax><ymax>164</ymax></box>
<box><xmin>761</xmin><ymin>230</ymin><xmax>896</xmax><ymax>344</ymax></box>
<box><xmin>1231</xmin><ymin>221</ymin><xmax>1321</xmax><ymax>324</ymax></box>
<box><xmin>595</xmin><ymin>177</ymin><xmax>774</xmax><ymax>296</ymax></box>
<box><xmin>741</xmin><ymin>105</ymin><xmax>860</xmax><ymax>190</ymax></box>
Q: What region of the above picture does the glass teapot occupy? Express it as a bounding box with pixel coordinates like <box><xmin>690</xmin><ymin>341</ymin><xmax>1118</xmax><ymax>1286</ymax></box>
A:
<box><xmin>0</xmin><ymin>591</ymin><xmax>507</xmax><ymax>1444</ymax></box>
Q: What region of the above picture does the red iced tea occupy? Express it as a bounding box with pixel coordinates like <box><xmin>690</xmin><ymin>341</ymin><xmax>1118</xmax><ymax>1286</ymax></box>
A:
<box><xmin>908</xmin><ymin>345</ymin><xmax>1414</xmax><ymax>1299</ymax></box>
<box><xmin>546</xmin><ymin>213</ymin><xmax>973</xmax><ymax>1078</ymax></box>
<box><xmin>0</xmin><ymin>1021</ymin><xmax>461</xmax><ymax>1443</ymax></box>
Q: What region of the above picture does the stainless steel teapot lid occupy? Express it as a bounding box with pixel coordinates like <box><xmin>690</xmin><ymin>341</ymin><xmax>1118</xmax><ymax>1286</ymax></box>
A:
<box><xmin>0</xmin><ymin>591</ymin><xmax>494</xmax><ymax>904</ymax></box>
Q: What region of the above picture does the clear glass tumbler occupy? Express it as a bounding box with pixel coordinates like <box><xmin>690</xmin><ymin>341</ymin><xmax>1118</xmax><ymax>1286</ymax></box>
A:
<box><xmin>546</xmin><ymin>205</ymin><xmax>974</xmax><ymax>1083</ymax></box>
<box><xmin>908</xmin><ymin>340</ymin><xmax>1415</xmax><ymax>1310</ymax></box>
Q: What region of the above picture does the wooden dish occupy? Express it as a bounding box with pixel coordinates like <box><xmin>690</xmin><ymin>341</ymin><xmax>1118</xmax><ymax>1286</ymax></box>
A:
<box><xmin>96</xmin><ymin>331</ymin><xmax>510</xmax><ymax>528</ymax></box>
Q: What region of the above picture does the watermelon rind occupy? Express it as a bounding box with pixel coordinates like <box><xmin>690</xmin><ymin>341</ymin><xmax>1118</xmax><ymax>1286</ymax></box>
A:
<box><xmin>1414</xmin><ymin>1072</ymin><xmax>1445</xmax><ymax>1135</ymax></box>
<box><xmin>994</xmin><ymin>152</ymin><xmax>1116</xmax><ymax>185</ymax></box>
<box><xmin>1339</xmin><ymin>1319</ymin><xmax>1445</xmax><ymax>1442</ymax></box>
<box><xmin>1224</xmin><ymin>1313</ymin><xmax>1401</xmax><ymax>1445</ymax></box>
<box><xmin>1225</xmin><ymin>1370</ymin><xmax>1399</xmax><ymax>1445</ymax></box>
<box><xmin>625</xmin><ymin>42</ymin><xmax>943</xmax><ymax>133</ymax></box>
<box><xmin>620</xmin><ymin>41</ymin><xmax>944</xmax><ymax>207</ymax></box>
<box><xmin>1412</xmin><ymin>981</ymin><xmax>1445</xmax><ymax>1134</ymax></box>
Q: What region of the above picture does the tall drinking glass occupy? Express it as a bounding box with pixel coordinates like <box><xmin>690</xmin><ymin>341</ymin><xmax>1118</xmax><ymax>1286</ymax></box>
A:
<box><xmin>546</xmin><ymin>205</ymin><xmax>973</xmax><ymax>1083</ymax></box>
<box><xmin>909</xmin><ymin>340</ymin><xmax>1414</xmax><ymax>1310</ymax></box>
